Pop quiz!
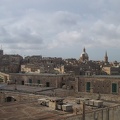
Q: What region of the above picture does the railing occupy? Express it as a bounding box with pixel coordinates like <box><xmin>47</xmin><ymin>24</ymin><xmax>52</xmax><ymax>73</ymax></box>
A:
<box><xmin>65</xmin><ymin>104</ymin><xmax>120</xmax><ymax>120</ymax></box>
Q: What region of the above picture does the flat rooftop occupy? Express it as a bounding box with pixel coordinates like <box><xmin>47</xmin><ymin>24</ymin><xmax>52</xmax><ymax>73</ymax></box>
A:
<box><xmin>78</xmin><ymin>75</ymin><xmax>120</xmax><ymax>79</ymax></box>
<box><xmin>0</xmin><ymin>102</ymin><xmax>71</xmax><ymax>120</ymax></box>
<box><xmin>0</xmin><ymin>96</ymin><xmax>119</xmax><ymax>120</ymax></box>
<box><xmin>0</xmin><ymin>84</ymin><xmax>56</xmax><ymax>94</ymax></box>
<box><xmin>9</xmin><ymin>73</ymin><xmax>70</xmax><ymax>76</ymax></box>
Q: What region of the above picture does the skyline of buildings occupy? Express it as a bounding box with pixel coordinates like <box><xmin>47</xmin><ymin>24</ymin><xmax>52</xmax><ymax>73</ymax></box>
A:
<box><xmin>0</xmin><ymin>47</ymin><xmax>119</xmax><ymax>62</ymax></box>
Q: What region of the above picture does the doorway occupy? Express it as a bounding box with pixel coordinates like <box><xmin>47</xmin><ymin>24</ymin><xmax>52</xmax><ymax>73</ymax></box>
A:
<box><xmin>5</xmin><ymin>97</ymin><xmax>16</xmax><ymax>102</ymax></box>
<box><xmin>21</xmin><ymin>81</ymin><xmax>24</xmax><ymax>85</ymax></box>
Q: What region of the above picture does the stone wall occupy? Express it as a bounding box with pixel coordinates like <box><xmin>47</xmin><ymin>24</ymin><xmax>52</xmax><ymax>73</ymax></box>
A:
<box><xmin>0</xmin><ymin>91</ymin><xmax>47</xmax><ymax>103</ymax></box>
<box><xmin>9</xmin><ymin>73</ymin><xmax>74</xmax><ymax>88</ymax></box>
<box><xmin>75</xmin><ymin>92</ymin><xmax>120</xmax><ymax>102</ymax></box>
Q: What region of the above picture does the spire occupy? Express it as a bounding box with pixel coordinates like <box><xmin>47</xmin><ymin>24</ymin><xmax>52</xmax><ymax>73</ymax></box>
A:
<box><xmin>105</xmin><ymin>51</ymin><xmax>108</xmax><ymax>57</ymax></box>
<box><xmin>104</xmin><ymin>51</ymin><xmax>108</xmax><ymax>63</ymax></box>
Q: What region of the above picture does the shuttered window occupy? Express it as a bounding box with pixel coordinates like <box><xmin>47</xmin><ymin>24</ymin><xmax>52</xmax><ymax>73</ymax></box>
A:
<box><xmin>112</xmin><ymin>83</ymin><xmax>117</xmax><ymax>93</ymax></box>
<box><xmin>86</xmin><ymin>82</ymin><xmax>90</xmax><ymax>92</ymax></box>
<box><xmin>29</xmin><ymin>79</ymin><xmax>32</xmax><ymax>83</ymax></box>
<box><xmin>37</xmin><ymin>80</ymin><xmax>40</xmax><ymax>84</ymax></box>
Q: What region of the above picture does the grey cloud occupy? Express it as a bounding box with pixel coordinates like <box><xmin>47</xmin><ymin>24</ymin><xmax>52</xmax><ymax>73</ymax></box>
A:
<box><xmin>0</xmin><ymin>0</ymin><xmax>120</xmax><ymax>60</ymax></box>
<box><xmin>91</xmin><ymin>21</ymin><xmax>120</xmax><ymax>46</ymax></box>
<box><xmin>0</xmin><ymin>15</ymin><xmax>44</xmax><ymax>52</ymax></box>
<box><xmin>52</xmin><ymin>11</ymin><xmax>80</xmax><ymax>26</ymax></box>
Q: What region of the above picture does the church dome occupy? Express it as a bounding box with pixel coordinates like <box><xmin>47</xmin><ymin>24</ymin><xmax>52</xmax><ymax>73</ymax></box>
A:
<box><xmin>79</xmin><ymin>47</ymin><xmax>89</xmax><ymax>62</ymax></box>
<box><xmin>80</xmin><ymin>51</ymin><xmax>88</xmax><ymax>58</ymax></box>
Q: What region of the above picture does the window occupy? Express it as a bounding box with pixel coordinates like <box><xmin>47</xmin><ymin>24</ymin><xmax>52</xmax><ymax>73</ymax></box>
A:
<box><xmin>46</xmin><ymin>82</ymin><xmax>50</xmax><ymax>87</ymax></box>
<box><xmin>112</xmin><ymin>83</ymin><xmax>117</xmax><ymax>93</ymax></box>
<box><xmin>37</xmin><ymin>80</ymin><xmax>40</xmax><ymax>84</ymax></box>
<box><xmin>29</xmin><ymin>79</ymin><xmax>32</xmax><ymax>83</ymax></box>
<box><xmin>71</xmin><ymin>86</ymin><xmax>73</xmax><ymax>89</ymax></box>
<box><xmin>86</xmin><ymin>82</ymin><xmax>91</xmax><ymax>92</ymax></box>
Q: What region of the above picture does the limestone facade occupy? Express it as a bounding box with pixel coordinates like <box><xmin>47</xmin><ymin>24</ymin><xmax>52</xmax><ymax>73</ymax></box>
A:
<box><xmin>9</xmin><ymin>73</ymin><xmax>75</xmax><ymax>89</ymax></box>
<box><xmin>8</xmin><ymin>73</ymin><xmax>120</xmax><ymax>95</ymax></box>
<box><xmin>76</xmin><ymin>76</ymin><xmax>120</xmax><ymax>95</ymax></box>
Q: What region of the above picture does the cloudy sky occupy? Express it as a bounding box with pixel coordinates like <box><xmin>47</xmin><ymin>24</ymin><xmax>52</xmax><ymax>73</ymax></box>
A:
<box><xmin>0</xmin><ymin>0</ymin><xmax>120</xmax><ymax>61</ymax></box>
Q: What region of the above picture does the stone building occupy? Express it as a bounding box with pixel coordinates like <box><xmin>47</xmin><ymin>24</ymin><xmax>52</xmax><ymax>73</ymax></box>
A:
<box><xmin>79</xmin><ymin>60</ymin><xmax>101</xmax><ymax>75</ymax></box>
<box><xmin>23</xmin><ymin>55</ymin><xmax>42</xmax><ymax>63</ymax></box>
<box><xmin>54</xmin><ymin>65</ymin><xmax>65</xmax><ymax>74</ymax></box>
<box><xmin>75</xmin><ymin>75</ymin><xmax>120</xmax><ymax>95</ymax></box>
<box><xmin>9</xmin><ymin>73</ymin><xmax>75</xmax><ymax>89</ymax></box>
<box><xmin>102</xmin><ymin>66</ymin><xmax>120</xmax><ymax>75</ymax></box>
<box><xmin>0</xmin><ymin>54</ymin><xmax>23</xmax><ymax>73</ymax></box>
<box><xmin>23</xmin><ymin>56</ymin><xmax>64</xmax><ymax>65</ymax></box>
<box><xmin>8</xmin><ymin>72</ymin><xmax>120</xmax><ymax>95</ymax></box>
<box><xmin>21</xmin><ymin>64</ymin><xmax>42</xmax><ymax>73</ymax></box>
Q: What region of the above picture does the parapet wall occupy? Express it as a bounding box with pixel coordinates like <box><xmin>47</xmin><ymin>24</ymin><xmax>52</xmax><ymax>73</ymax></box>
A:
<box><xmin>0</xmin><ymin>91</ymin><xmax>47</xmax><ymax>103</ymax></box>
<box><xmin>75</xmin><ymin>92</ymin><xmax>120</xmax><ymax>102</ymax></box>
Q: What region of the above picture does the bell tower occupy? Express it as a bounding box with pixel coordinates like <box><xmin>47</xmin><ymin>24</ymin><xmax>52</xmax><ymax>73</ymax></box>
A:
<box><xmin>0</xmin><ymin>45</ymin><xmax>3</xmax><ymax>56</ymax></box>
<box><xmin>104</xmin><ymin>51</ymin><xmax>108</xmax><ymax>63</ymax></box>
